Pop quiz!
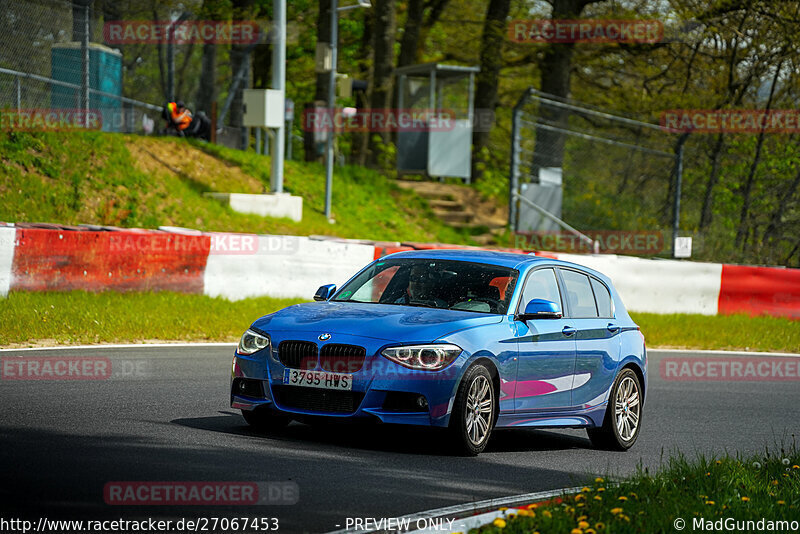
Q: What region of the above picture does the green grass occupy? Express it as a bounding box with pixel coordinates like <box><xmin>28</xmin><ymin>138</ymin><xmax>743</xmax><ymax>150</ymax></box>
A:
<box><xmin>632</xmin><ymin>312</ymin><xmax>800</xmax><ymax>353</ymax></box>
<box><xmin>0</xmin><ymin>130</ymin><xmax>471</xmax><ymax>244</ymax></box>
<box><xmin>0</xmin><ymin>291</ymin><xmax>304</xmax><ymax>347</ymax></box>
<box><xmin>473</xmin><ymin>447</ymin><xmax>800</xmax><ymax>534</ymax></box>
<box><xmin>1</xmin><ymin>292</ymin><xmax>798</xmax><ymax>352</ymax></box>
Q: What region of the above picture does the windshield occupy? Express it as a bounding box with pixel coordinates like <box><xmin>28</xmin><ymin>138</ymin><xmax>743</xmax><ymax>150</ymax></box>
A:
<box><xmin>332</xmin><ymin>258</ymin><xmax>519</xmax><ymax>315</ymax></box>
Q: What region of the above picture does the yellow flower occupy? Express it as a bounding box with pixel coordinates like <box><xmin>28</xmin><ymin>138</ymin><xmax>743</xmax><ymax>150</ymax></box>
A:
<box><xmin>716</xmin><ymin>460</ymin><xmax>722</xmax><ymax>465</ymax></box>
<box><xmin>610</xmin><ymin>508</ymin><xmax>623</xmax><ymax>515</ymax></box>
<box><xmin>597</xmin><ymin>487</ymin><xmax>605</xmax><ymax>492</ymax></box>
<box><xmin>595</xmin><ymin>477</ymin><xmax>604</xmax><ymax>483</ymax></box>
<box><xmin>527</xmin><ymin>504</ymin><xmax>538</xmax><ymax>510</ymax></box>
<box><xmin>741</xmin><ymin>496</ymin><xmax>750</xmax><ymax>502</ymax></box>
<box><xmin>499</xmin><ymin>507</ymin><xmax>508</xmax><ymax>511</ymax></box>
<box><xmin>517</xmin><ymin>510</ymin><xmax>530</xmax><ymax>517</ymax></box>
<box><xmin>582</xmin><ymin>486</ymin><xmax>592</xmax><ymax>493</ymax></box>
<box><xmin>543</xmin><ymin>510</ymin><xmax>552</xmax><ymax>518</ymax></box>
<box><xmin>706</xmin><ymin>472</ymin><xmax>712</xmax><ymax>476</ymax></box>
<box><xmin>618</xmin><ymin>496</ymin><xmax>628</xmax><ymax>501</ymax></box>
<box><xmin>570</xmin><ymin>529</ymin><xmax>582</xmax><ymax>534</ymax></box>
<box><xmin>619</xmin><ymin>514</ymin><xmax>630</xmax><ymax>522</ymax></box>
<box><xmin>792</xmin><ymin>465</ymin><xmax>799</xmax><ymax>469</ymax></box>
<box><xmin>629</xmin><ymin>492</ymin><xmax>638</xmax><ymax>499</ymax></box>
<box><xmin>578</xmin><ymin>521</ymin><xmax>590</xmax><ymax>529</ymax></box>
<box><xmin>507</xmin><ymin>514</ymin><xmax>516</xmax><ymax>520</ymax></box>
<box><xmin>493</xmin><ymin>518</ymin><xmax>506</xmax><ymax>528</ymax></box>
<box><xmin>771</xmin><ymin>480</ymin><xmax>779</xmax><ymax>486</ymax></box>
<box><xmin>705</xmin><ymin>501</ymin><xmax>715</xmax><ymax>506</ymax></box>
<box><xmin>575</xmin><ymin>494</ymin><xmax>585</xmax><ymax>502</ymax></box>
<box><xmin>577</xmin><ymin>503</ymin><xmax>585</xmax><ymax>507</ymax></box>
<box><xmin>777</xmin><ymin>501</ymin><xmax>786</xmax><ymax>505</ymax></box>
<box><xmin>585</xmin><ymin>530</ymin><xmax>596</xmax><ymax>534</ymax></box>
<box><xmin>594</xmin><ymin>496</ymin><xmax>603</xmax><ymax>501</ymax></box>
<box><xmin>577</xmin><ymin>516</ymin><xmax>588</xmax><ymax>522</ymax></box>
<box><xmin>595</xmin><ymin>523</ymin><xmax>606</xmax><ymax>531</ymax></box>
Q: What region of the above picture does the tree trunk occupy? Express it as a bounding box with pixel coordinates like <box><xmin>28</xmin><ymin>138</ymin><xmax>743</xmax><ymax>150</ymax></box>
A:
<box><xmin>366</xmin><ymin>0</ymin><xmax>396</xmax><ymax>168</ymax></box>
<box><xmin>397</xmin><ymin>0</ymin><xmax>424</xmax><ymax>69</ymax></box>
<box><xmin>229</xmin><ymin>0</ymin><xmax>256</xmax><ymax>130</ymax></box>
<box><xmin>531</xmin><ymin>0</ymin><xmax>600</xmax><ymax>179</ymax></box>
<box><xmin>470</xmin><ymin>0</ymin><xmax>511</xmax><ymax>182</ymax></box>
<box><xmin>196</xmin><ymin>43</ymin><xmax>217</xmax><ymax>114</ymax></box>
<box><xmin>699</xmin><ymin>133</ymin><xmax>725</xmax><ymax>230</ymax></box>
<box><xmin>734</xmin><ymin>56</ymin><xmax>783</xmax><ymax>252</ymax></box>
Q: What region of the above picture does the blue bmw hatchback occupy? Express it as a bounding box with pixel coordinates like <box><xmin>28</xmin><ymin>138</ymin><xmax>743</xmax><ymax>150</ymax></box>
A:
<box><xmin>231</xmin><ymin>249</ymin><xmax>646</xmax><ymax>455</ymax></box>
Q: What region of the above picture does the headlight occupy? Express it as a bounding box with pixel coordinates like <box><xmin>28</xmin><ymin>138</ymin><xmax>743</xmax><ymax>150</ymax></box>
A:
<box><xmin>237</xmin><ymin>329</ymin><xmax>270</xmax><ymax>355</ymax></box>
<box><xmin>381</xmin><ymin>344</ymin><xmax>462</xmax><ymax>371</ymax></box>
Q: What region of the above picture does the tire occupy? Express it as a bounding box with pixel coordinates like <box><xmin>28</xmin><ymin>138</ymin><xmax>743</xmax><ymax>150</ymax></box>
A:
<box><xmin>587</xmin><ymin>367</ymin><xmax>642</xmax><ymax>451</ymax></box>
<box><xmin>241</xmin><ymin>407</ymin><xmax>290</xmax><ymax>432</ymax></box>
<box><xmin>449</xmin><ymin>364</ymin><xmax>496</xmax><ymax>456</ymax></box>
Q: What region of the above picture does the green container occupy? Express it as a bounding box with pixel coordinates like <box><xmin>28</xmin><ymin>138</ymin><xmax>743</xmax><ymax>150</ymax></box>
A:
<box><xmin>51</xmin><ymin>42</ymin><xmax>123</xmax><ymax>132</ymax></box>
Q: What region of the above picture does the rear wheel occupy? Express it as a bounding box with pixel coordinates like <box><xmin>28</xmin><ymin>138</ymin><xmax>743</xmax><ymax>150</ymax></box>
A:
<box><xmin>587</xmin><ymin>368</ymin><xmax>642</xmax><ymax>450</ymax></box>
<box><xmin>449</xmin><ymin>364</ymin><xmax>496</xmax><ymax>456</ymax></box>
<box><xmin>241</xmin><ymin>407</ymin><xmax>290</xmax><ymax>432</ymax></box>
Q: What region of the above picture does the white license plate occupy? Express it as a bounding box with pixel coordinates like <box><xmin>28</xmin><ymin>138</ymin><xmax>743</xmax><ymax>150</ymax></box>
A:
<box><xmin>283</xmin><ymin>369</ymin><xmax>353</xmax><ymax>391</ymax></box>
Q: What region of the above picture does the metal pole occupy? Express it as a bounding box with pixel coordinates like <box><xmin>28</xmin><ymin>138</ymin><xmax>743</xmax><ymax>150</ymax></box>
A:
<box><xmin>324</xmin><ymin>0</ymin><xmax>338</xmax><ymax>220</ymax></box>
<box><xmin>15</xmin><ymin>76</ymin><xmax>21</xmax><ymax>113</ymax></box>
<box><xmin>271</xmin><ymin>0</ymin><xmax>286</xmax><ymax>193</ymax></box>
<box><xmin>81</xmin><ymin>1</ymin><xmax>90</xmax><ymax>127</ymax></box>
<box><xmin>167</xmin><ymin>30</ymin><xmax>174</xmax><ymax>102</ymax></box>
<box><xmin>240</xmin><ymin>53</ymin><xmax>249</xmax><ymax>151</ymax></box>
<box><xmin>509</xmin><ymin>89</ymin><xmax>532</xmax><ymax>232</ymax></box>
<box><xmin>672</xmin><ymin>133</ymin><xmax>688</xmax><ymax>258</ymax></box>
<box><xmin>255</xmin><ymin>127</ymin><xmax>261</xmax><ymax>155</ymax></box>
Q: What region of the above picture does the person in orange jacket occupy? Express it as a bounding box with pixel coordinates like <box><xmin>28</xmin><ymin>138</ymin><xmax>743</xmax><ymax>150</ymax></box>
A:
<box><xmin>167</xmin><ymin>100</ymin><xmax>193</xmax><ymax>131</ymax></box>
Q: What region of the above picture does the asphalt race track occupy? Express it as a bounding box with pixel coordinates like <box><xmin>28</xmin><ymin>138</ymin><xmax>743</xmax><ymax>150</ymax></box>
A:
<box><xmin>1</xmin><ymin>345</ymin><xmax>799</xmax><ymax>533</ymax></box>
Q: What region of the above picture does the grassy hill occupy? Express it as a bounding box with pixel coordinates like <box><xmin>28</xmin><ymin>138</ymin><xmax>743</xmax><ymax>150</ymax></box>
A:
<box><xmin>0</xmin><ymin>130</ymin><xmax>472</xmax><ymax>244</ymax></box>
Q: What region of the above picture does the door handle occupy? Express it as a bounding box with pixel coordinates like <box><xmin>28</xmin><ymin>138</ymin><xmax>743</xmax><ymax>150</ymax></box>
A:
<box><xmin>607</xmin><ymin>323</ymin><xmax>620</xmax><ymax>333</ymax></box>
<box><xmin>562</xmin><ymin>326</ymin><xmax>576</xmax><ymax>337</ymax></box>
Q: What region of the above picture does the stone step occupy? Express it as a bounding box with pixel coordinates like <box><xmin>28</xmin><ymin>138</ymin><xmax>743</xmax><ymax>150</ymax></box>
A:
<box><xmin>433</xmin><ymin>209</ymin><xmax>473</xmax><ymax>223</ymax></box>
<box><xmin>428</xmin><ymin>199</ymin><xmax>463</xmax><ymax>211</ymax></box>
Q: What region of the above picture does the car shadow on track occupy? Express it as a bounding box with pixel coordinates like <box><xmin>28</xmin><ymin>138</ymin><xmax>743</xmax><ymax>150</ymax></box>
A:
<box><xmin>171</xmin><ymin>411</ymin><xmax>595</xmax><ymax>455</ymax></box>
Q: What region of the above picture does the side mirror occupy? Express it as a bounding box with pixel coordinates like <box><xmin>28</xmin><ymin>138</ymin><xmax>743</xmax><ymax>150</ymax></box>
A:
<box><xmin>517</xmin><ymin>298</ymin><xmax>562</xmax><ymax>321</ymax></box>
<box><xmin>314</xmin><ymin>284</ymin><xmax>337</xmax><ymax>301</ymax></box>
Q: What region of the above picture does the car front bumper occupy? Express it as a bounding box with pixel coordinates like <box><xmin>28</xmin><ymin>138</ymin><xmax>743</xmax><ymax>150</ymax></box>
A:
<box><xmin>230</xmin><ymin>332</ymin><xmax>464</xmax><ymax>428</ymax></box>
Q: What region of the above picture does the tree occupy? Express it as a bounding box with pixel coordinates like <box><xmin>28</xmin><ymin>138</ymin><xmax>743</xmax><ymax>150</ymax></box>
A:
<box><xmin>366</xmin><ymin>0</ymin><xmax>396</xmax><ymax>167</ymax></box>
<box><xmin>471</xmin><ymin>0</ymin><xmax>511</xmax><ymax>182</ymax></box>
<box><xmin>531</xmin><ymin>0</ymin><xmax>603</xmax><ymax>178</ymax></box>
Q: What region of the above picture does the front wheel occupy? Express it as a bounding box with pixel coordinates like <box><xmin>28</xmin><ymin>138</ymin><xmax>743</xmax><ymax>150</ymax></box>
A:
<box><xmin>241</xmin><ymin>407</ymin><xmax>290</xmax><ymax>432</ymax></box>
<box><xmin>449</xmin><ymin>364</ymin><xmax>496</xmax><ymax>456</ymax></box>
<box><xmin>587</xmin><ymin>368</ymin><xmax>642</xmax><ymax>450</ymax></box>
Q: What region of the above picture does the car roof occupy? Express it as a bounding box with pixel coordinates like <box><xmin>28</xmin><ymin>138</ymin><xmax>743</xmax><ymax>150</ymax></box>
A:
<box><xmin>384</xmin><ymin>248</ymin><xmax>545</xmax><ymax>269</ymax></box>
<box><xmin>383</xmin><ymin>249</ymin><xmax>612</xmax><ymax>283</ymax></box>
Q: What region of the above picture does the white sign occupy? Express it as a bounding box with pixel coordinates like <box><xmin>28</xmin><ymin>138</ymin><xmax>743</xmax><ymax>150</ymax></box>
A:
<box><xmin>674</xmin><ymin>236</ymin><xmax>692</xmax><ymax>258</ymax></box>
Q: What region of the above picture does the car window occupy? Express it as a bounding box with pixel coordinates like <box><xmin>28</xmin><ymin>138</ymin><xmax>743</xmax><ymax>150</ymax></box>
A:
<box><xmin>519</xmin><ymin>268</ymin><xmax>562</xmax><ymax>311</ymax></box>
<box><xmin>590</xmin><ymin>277</ymin><xmax>613</xmax><ymax>318</ymax></box>
<box><xmin>560</xmin><ymin>269</ymin><xmax>598</xmax><ymax>318</ymax></box>
<box><xmin>350</xmin><ymin>265</ymin><xmax>399</xmax><ymax>302</ymax></box>
<box><xmin>333</xmin><ymin>258</ymin><xmax>519</xmax><ymax>314</ymax></box>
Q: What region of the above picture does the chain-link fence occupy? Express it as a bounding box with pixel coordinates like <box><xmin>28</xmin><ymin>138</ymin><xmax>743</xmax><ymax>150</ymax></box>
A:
<box><xmin>0</xmin><ymin>0</ymin><xmax>165</xmax><ymax>134</ymax></box>
<box><xmin>509</xmin><ymin>88</ymin><xmax>682</xmax><ymax>255</ymax></box>
<box><xmin>0</xmin><ymin>0</ymin><xmax>266</xmax><ymax>146</ymax></box>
